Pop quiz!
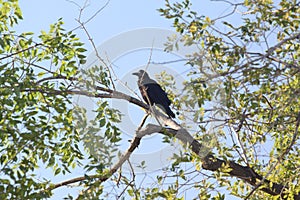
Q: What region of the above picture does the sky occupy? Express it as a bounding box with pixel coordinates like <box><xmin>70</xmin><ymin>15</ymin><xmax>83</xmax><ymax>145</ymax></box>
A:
<box><xmin>15</xmin><ymin>0</ymin><xmax>243</xmax><ymax>199</ymax></box>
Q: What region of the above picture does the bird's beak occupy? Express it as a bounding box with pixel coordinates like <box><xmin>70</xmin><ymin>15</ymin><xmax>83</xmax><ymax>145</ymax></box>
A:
<box><xmin>132</xmin><ymin>72</ymin><xmax>139</xmax><ymax>76</ymax></box>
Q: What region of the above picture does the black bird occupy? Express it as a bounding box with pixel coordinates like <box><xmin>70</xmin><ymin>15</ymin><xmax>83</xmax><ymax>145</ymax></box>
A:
<box><xmin>132</xmin><ymin>70</ymin><xmax>175</xmax><ymax>118</ymax></box>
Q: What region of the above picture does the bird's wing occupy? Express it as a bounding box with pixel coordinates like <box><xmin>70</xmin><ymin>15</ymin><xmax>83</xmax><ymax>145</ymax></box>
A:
<box><xmin>144</xmin><ymin>83</ymin><xmax>172</xmax><ymax>106</ymax></box>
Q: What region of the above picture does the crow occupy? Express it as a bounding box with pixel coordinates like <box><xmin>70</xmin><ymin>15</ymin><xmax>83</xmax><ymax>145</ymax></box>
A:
<box><xmin>132</xmin><ymin>70</ymin><xmax>175</xmax><ymax>118</ymax></box>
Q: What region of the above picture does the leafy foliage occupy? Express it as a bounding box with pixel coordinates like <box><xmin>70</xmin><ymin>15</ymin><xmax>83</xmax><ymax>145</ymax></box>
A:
<box><xmin>0</xmin><ymin>1</ymin><xmax>120</xmax><ymax>199</ymax></box>
<box><xmin>158</xmin><ymin>0</ymin><xmax>300</xmax><ymax>199</ymax></box>
<box><xmin>0</xmin><ymin>0</ymin><xmax>300</xmax><ymax>199</ymax></box>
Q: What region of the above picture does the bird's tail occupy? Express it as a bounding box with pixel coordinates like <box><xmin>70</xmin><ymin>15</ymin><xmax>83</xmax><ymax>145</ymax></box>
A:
<box><xmin>157</xmin><ymin>104</ymin><xmax>175</xmax><ymax>118</ymax></box>
<box><xmin>156</xmin><ymin>104</ymin><xmax>176</xmax><ymax>118</ymax></box>
<box><xmin>165</xmin><ymin>106</ymin><xmax>176</xmax><ymax>118</ymax></box>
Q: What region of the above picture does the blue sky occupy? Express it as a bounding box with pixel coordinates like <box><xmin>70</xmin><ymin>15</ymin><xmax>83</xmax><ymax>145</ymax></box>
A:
<box><xmin>17</xmin><ymin>0</ymin><xmax>236</xmax><ymax>48</ymax></box>
<box><xmin>15</xmin><ymin>0</ymin><xmax>243</xmax><ymax>199</ymax></box>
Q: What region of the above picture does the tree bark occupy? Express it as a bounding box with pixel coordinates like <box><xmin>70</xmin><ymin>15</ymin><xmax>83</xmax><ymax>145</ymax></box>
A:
<box><xmin>147</xmin><ymin>125</ymin><xmax>300</xmax><ymax>200</ymax></box>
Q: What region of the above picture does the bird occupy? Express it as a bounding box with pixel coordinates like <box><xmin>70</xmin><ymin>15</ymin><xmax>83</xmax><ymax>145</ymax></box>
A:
<box><xmin>132</xmin><ymin>70</ymin><xmax>175</xmax><ymax>118</ymax></box>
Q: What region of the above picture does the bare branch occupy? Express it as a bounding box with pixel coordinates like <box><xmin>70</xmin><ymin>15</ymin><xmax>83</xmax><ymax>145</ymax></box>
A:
<box><xmin>77</xmin><ymin>21</ymin><xmax>116</xmax><ymax>90</ymax></box>
<box><xmin>70</xmin><ymin>0</ymin><xmax>115</xmax><ymax>90</ymax></box>
<box><xmin>211</xmin><ymin>0</ymin><xmax>243</xmax><ymax>22</ymax></box>
<box><xmin>70</xmin><ymin>0</ymin><xmax>110</xmax><ymax>31</ymax></box>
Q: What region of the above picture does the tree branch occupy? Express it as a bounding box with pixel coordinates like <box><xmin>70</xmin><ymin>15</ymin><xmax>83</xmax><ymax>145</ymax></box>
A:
<box><xmin>266</xmin><ymin>32</ymin><xmax>300</xmax><ymax>55</ymax></box>
<box><xmin>151</xmin><ymin>124</ymin><xmax>300</xmax><ymax>200</ymax></box>
<box><xmin>0</xmin><ymin>43</ymin><xmax>43</xmax><ymax>61</ymax></box>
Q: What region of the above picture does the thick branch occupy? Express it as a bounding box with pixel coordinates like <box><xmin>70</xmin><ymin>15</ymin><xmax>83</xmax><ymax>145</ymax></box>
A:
<box><xmin>24</xmin><ymin>87</ymin><xmax>150</xmax><ymax>111</ymax></box>
<box><xmin>150</xmin><ymin>124</ymin><xmax>300</xmax><ymax>200</ymax></box>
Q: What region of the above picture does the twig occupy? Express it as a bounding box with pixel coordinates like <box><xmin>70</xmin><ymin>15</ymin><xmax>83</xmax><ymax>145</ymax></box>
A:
<box><xmin>137</xmin><ymin>45</ymin><xmax>166</xmax><ymax>126</ymax></box>
<box><xmin>244</xmin><ymin>112</ymin><xmax>300</xmax><ymax>199</ymax></box>
<box><xmin>0</xmin><ymin>43</ymin><xmax>42</xmax><ymax>61</ymax></box>
<box><xmin>266</xmin><ymin>32</ymin><xmax>300</xmax><ymax>55</ymax></box>
<box><xmin>150</xmin><ymin>58</ymin><xmax>188</xmax><ymax>65</ymax></box>
<box><xmin>116</xmin><ymin>160</ymin><xmax>136</xmax><ymax>199</ymax></box>
<box><xmin>211</xmin><ymin>1</ymin><xmax>242</xmax><ymax>22</ymax></box>
<box><xmin>73</xmin><ymin>0</ymin><xmax>116</xmax><ymax>90</ymax></box>
<box><xmin>77</xmin><ymin>21</ymin><xmax>116</xmax><ymax>90</ymax></box>
<box><xmin>69</xmin><ymin>0</ymin><xmax>110</xmax><ymax>32</ymax></box>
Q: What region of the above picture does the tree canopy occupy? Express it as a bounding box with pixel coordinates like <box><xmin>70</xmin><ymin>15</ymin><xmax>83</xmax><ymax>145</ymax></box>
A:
<box><xmin>0</xmin><ymin>0</ymin><xmax>299</xmax><ymax>199</ymax></box>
